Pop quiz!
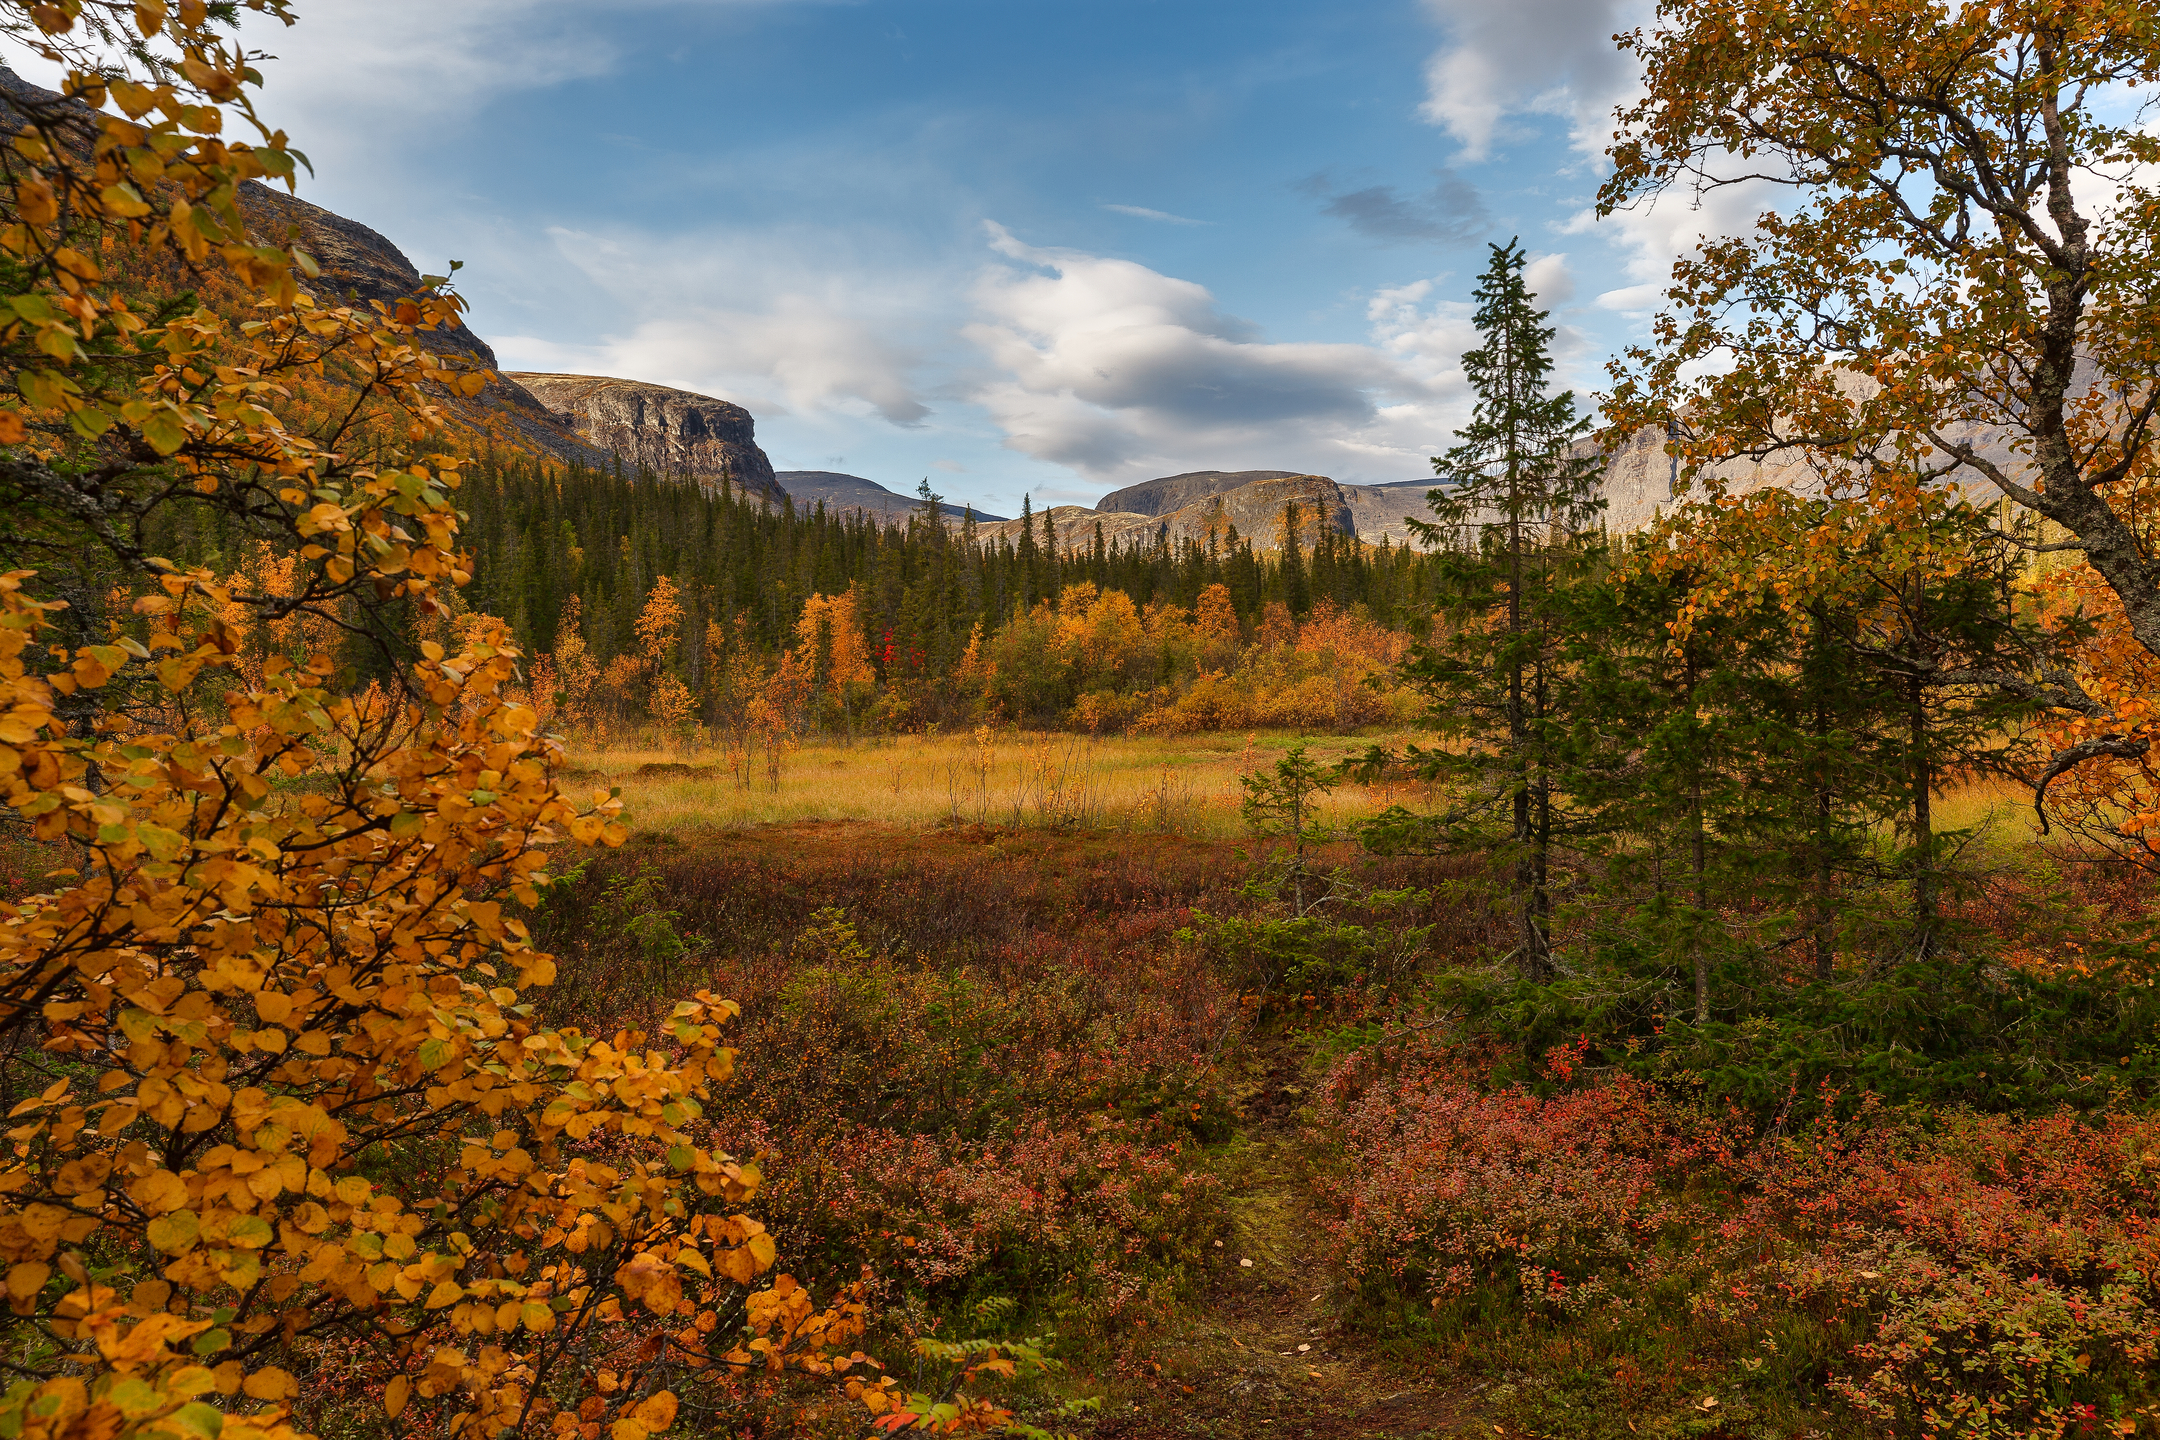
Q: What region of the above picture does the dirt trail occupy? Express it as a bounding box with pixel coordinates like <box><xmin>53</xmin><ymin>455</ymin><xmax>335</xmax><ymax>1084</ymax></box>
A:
<box><xmin>1096</xmin><ymin>1131</ymin><xmax>1479</xmax><ymax>1440</ymax></box>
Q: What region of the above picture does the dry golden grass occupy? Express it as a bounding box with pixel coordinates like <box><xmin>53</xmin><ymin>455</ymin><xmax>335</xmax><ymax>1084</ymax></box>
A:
<box><xmin>562</xmin><ymin>729</ymin><xmax>1438</xmax><ymax>839</ymax></box>
<box><xmin>566</xmin><ymin>729</ymin><xmax>2061</xmax><ymax>859</ymax></box>
<box><xmin>1932</xmin><ymin>775</ymin><xmax>2047</xmax><ymax>849</ymax></box>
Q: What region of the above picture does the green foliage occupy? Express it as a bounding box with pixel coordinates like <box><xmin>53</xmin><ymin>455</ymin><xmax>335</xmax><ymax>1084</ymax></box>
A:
<box><xmin>159</xmin><ymin>453</ymin><xmax>1450</xmax><ymax>727</ymax></box>
<box><xmin>1415</xmin><ymin>942</ymin><xmax>2160</xmax><ymax>1116</ymax></box>
<box><xmin>1352</xmin><ymin>239</ymin><xmax>1610</xmax><ymax>983</ymax></box>
<box><xmin>1178</xmin><ymin>746</ymin><xmax>1440</xmax><ymax>1018</ymax></box>
<box><xmin>1239</xmin><ymin>742</ymin><xmax>1335</xmax><ymax>914</ymax></box>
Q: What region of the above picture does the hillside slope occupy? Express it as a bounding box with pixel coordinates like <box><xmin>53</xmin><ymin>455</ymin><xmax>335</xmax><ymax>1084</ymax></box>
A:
<box><xmin>776</xmin><ymin>471</ymin><xmax>1010</xmax><ymax>523</ymax></box>
<box><xmin>1097</xmin><ymin>470</ymin><xmax>1306</xmax><ymax>516</ymax></box>
<box><xmin>236</xmin><ymin>185</ymin><xmax>612</xmax><ymax>472</ymax></box>
<box><xmin>983</xmin><ymin>474</ymin><xmax>1437</xmax><ymax>553</ymax></box>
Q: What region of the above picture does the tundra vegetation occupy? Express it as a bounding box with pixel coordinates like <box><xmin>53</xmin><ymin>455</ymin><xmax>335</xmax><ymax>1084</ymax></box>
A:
<box><xmin>2</xmin><ymin>2</ymin><xmax>2159</xmax><ymax>1440</ymax></box>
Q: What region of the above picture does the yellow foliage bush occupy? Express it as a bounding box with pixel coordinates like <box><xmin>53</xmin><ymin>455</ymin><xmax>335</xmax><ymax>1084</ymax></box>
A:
<box><xmin>0</xmin><ymin>8</ymin><xmax>911</xmax><ymax>1440</ymax></box>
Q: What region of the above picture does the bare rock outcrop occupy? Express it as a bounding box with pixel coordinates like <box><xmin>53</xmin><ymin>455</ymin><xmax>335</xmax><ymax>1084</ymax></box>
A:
<box><xmin>236</xmin><ymin>185</ymin><xmax>612</xmax><ymax>473</ymax></box>
<box><xmin>984</xmin><ymin>475</ymin><xmax>1375</xmax><ymax>554</ymax></box>
<box><xmin>1097</xmin><ymin>470</ymin><xmax>1307</xmax><ymax>517</ymax></box>
<box><xmin>506</xmin><ymin>374</ymin><xmax>782</xmax><ymax>500</ymax></box>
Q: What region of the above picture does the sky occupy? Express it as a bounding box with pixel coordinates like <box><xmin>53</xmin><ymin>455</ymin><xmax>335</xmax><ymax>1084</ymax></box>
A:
<box><xmin>34</xmin><ymin>0</ymin><xmax>1744</xmax><ymax>511</ymax></box>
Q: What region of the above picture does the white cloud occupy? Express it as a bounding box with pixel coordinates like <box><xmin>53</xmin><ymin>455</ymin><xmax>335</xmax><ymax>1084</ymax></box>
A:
<box><xmin>1103</xmin><ymin>204</ymin><xmax>1207</xmax><ymax>225</ymax></box>
<box><xmin>963</xmin><ymin>224</ymin><xmax>1476</xmax><ymax>484</ymax></box>
<box><xmin>1564</xmin><ymin>157</ymin><xmax>1788</xmax><ymax>315</ymax></box>
<box><xmin>1417</xmin><ymin>0</ymin><xmax>1649</xmax><ymax>161</ymax></box>
<box><xmin>1524</xmin><ymin>252</ymin><xmax>1576</xmax><ymax>305</ymax></box>
<box><xmin>492</xmin><ymin>224</ymin><xmax>934</xmax><ymax>425</ymax></box>
<box><xmin>1593</xmin><ymin>281</ymin><xmax>1661</xmax><ymax>312</ymax></box>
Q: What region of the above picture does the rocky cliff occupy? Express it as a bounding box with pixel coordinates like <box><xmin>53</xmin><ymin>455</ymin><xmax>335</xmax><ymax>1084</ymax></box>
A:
<box><xmin>507</xmin><ymin>374</ymin><xmax>782</xmax><ymax>500</ymax></box>
<box><xmin>984</xmin><ymin>474</ymin><xmax>1418</xmax><ymax>554</ymax></box>
<box><xmin>236</xmin><ymin>185</ymin><xmax>613</xmax><ymax>473</ymax></box>
<box><xmin>1096</xmin><ymin>470</ymin><xmax>1307</xmax><ymax>517</ymax></box>
<box><xmin>985</xmin><ymin>470</ymin><xmax>1439</xmax><ymax>555</ymax></box>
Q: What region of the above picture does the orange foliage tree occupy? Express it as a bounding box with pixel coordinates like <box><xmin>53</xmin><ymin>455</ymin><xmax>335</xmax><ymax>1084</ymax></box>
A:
<box><xmin>546</xmin><ymin>597</ymin><xmax>600</xmax><ymax>733</ymax></box>
<box><xmin>794</xmin><ymin>587</ymin><xmax>873</xmax><ymax>710</ymax></box>
<box><xmin>1599</xmin><ymin>0</ymin><xmax>2160</xmax><ymax>797</ymax></box>
<box><xmin>0</xmin><ymin>8</ymin><xmax>956</xmax><ymax>1440</ymax></box>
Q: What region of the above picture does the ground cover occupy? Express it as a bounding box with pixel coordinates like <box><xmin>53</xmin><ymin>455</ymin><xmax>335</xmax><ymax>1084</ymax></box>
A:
<box><xmin>506</xmin><ymin>749</ymin><xmax>2159</xmax><ymax>1439</ymax></box>
<box><xmin>558</xmin><ymin>731</ymin><xmax>1435</xmax><ymax>839</ymax></box>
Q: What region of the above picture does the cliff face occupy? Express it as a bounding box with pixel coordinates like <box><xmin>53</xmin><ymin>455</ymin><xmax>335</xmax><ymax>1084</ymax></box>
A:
<box><xmin>235</xmin><ymin>185</ymin><xmax>612</xmax><ymax>472</ymax></box>
<box><xmin>985</xmin><ymin>474</ymin><xmax>1384</xmax><ymax>554</ymax></box>
<box><xmin>1096</xmin><ymin>470</ymin><xmax>1306</xmax><ymax>517</ymax></box>
<box><xmin>240</xmin><ymin>181</ymin><xmax>790</xmax><ymax>500</ymax></box>
<box><xmin>506</xmin><ymin>374</ymin><xmax>782</xmax><ymax>500</ymax></box>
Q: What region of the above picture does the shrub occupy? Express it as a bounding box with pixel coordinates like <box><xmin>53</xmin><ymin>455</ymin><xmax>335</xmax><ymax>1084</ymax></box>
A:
<box><xmin>0</xmin><ymin>16</ymin><xmax>880</xmax><ymax>1440</ymax></box>
<box><xmin>1323</xmin><ymin>1056</ymin><xmax>2160</xmax><ymax>1435</ymax></box>
<box><xmin>1327</xmin><ymin>1065</ymin><xmax>1707</xmax><ymax>1318</ymax></box>
<box><xmin>754</xmin><ymin>1115</ymin><xmax>1226</xmax><ymax>1325</ymax></box>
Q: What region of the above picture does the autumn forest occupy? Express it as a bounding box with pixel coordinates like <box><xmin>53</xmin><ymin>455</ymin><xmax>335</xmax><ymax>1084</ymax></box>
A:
<box><xmin>4</xmin><ymin>4</ymin><xmax>2160</xmax><ymax>1440</ymax></box>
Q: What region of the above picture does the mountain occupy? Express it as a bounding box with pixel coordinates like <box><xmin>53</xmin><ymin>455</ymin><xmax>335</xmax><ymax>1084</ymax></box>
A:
<box><xmin>983</xmin><ymin>473</ymin><xmax>1437</xmax><ymax>553</ymax></box>
<box><xmin>1096</xmin><ymin>470</ymin><xmax>1307</xmax><ymax>516</ymax></box>
<box><xmin>235</xmin><ymin>185</ymin><xmax>613</xmax><ymax>473</ymax></box>
<box><xmin>1041</xmin><ymin>470</ymin><xmax>1445</xmax><ymax>550</ymax></box>
<box><xmin>245</xmin><ymin>177</ymin><xmax>785</xmax><ymax>502</ymax></box>
<box><xmin>776</xmin><ymin>471</ymin><xmax>1011</xmax><ymax>524</ymax></box>
<box><xmin>505</xmin><ymin>374</ymin><xmax>782</xmax><ymax>500</ymax></box>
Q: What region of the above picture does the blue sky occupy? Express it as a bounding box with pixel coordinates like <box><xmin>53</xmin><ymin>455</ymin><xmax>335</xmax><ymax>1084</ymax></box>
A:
<box><xmin>218</xmin><ymin>1</ymin><xmax>1736</xmax><ymax>510</ymax></box>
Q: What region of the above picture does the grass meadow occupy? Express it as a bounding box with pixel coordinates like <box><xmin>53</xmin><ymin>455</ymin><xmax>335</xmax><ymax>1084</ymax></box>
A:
<box><xmin>565</xmin><ymin>728</ymin><xmax>1438</xmax><ymax>839</ymax></box>
<box><xmin>575</xmin><ymin>728</ymin><xmax>2055</xmax><ymax>857</ymax></box>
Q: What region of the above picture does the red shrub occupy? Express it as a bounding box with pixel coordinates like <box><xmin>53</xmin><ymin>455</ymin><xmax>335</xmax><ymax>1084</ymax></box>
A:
<box><xmin>1324</xmin><ymin>1058</ymin><xmax>2160</xmax><ymax>1434</ymax></box>
<box><xmin>749</xmin><ymin>1112</ymin><xmax>1225</xmax><ymax>1322</ymax></box>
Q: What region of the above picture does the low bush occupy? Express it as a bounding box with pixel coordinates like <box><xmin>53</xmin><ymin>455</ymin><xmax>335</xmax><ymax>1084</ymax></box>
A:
<box><xmin>740</xmin><ymin>1112</ymin><xmax>1226</xmax><ymax>1328</ymax></box>
<box><xmin>1324</xmin><ymin>1052</ymin><xmax>2160</xmax><ymax>1436</ymax></box>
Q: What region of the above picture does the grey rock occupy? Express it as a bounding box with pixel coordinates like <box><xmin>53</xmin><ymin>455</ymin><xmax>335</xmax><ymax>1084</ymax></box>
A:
<box><xmin>234</xmin><ymin>185</ymin><xmax>613</xmax><ymax>474</ymax></box>
<box><xmin>1097</xmin><ymin>470</ymin><xmax>1306</xmax><ymax>517</ymax></box>
<box><xmin>505</xmin><ymin>374</ymin><xmax>783</xmax><ymax>500</ymax></box>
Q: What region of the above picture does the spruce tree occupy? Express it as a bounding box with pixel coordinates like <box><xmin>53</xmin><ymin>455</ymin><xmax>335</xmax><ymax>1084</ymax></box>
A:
<box><xmin>1361</xmin><ymin>240</ymin><xmax>1605</xmax><ymax>981</ymax></box>
<box><xmin>1280</xmin><ymin>501</ymin><xmax>1311</xmax><ymax>616</ymax></box>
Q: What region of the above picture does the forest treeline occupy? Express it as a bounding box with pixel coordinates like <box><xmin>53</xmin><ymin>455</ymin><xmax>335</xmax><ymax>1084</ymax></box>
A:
<box><xmin>144</xmin><ymin>455</ymin><xmax>1450</xmax><ymax>740</ymax></box>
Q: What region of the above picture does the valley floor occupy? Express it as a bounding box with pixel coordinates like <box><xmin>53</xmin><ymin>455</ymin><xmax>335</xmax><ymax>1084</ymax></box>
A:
<box><xmin>522</xmin><ymin>764</ymin><xmax>2157</xmax><ymax>1440</ymax></box>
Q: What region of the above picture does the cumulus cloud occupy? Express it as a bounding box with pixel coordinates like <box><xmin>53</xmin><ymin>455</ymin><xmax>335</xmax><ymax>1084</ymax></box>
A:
<box><xmin>1417</xmin><ymin>0</ymin><xmax>1649</xmax><ymax>161</ymax></box>
<box><xmin>1523</xmin><ymin>252</ymin><xmax>1576</xmax><ymax>305</ymax></box>
<box><xmin>1297</xmin><ymin>169</ymin><xmax>1490</xmax><ymax>245</ymax></box>
<box><xmin>1563</xmin><ymin>164</ymin><xmax>1782</xmax><ymax>311</ymax></box>
<box><xmin>492</xmin><ymin>224</ymin><xmax>933</xmax><ymax>426</ymax></box>
<box><xmin>962</xmin><ymin>224</ymin><xmax>1477</xmax><ymax>483</ymax></box>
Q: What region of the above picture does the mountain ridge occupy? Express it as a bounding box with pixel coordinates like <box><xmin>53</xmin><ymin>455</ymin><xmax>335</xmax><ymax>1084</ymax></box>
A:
<box><xmin>776</xmin><ymin>470</ymin><xmax>1011</xmax><ymax>524</ymax></box>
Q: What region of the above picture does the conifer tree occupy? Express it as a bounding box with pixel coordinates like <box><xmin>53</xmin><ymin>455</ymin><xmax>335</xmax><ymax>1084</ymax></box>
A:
<box><xmin>1280</xmin><ymin>501</ymin><xmax>1311</xmax><ymax>616</ymax></box>
<box><xmin>1361</xmin><ymin>240</ymin><xmax>1605</xmax><ymax>981</ymax></box>
<box><xmin>1016</xmin><ymin>492</ymin><xmax>1038</xmax><ymax>612</ymax></box>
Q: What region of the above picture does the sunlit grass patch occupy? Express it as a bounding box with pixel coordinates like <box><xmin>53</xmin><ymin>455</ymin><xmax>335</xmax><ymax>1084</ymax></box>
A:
<box><xmin>562</xmin><ymin>728</ymin><xmax>1438</xmax><ymax>839</ymax></box>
